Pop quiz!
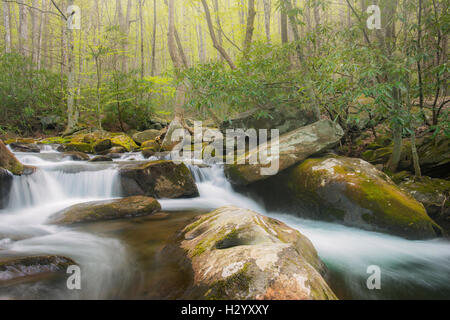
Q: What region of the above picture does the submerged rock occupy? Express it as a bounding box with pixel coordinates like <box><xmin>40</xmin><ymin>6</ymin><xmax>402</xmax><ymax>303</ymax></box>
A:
<box><xmin>168</xmin><ymin>206</ymin><xmax>337</xmax><ymax>300</ymax></box>
<box><xmin>120</xmin><ymin>160</ymin><xmax>199</xmax><ymax>199</ymax></box>
<box><xmin>225</xmin><ymin>120</ymin><xmax>344</xmax><ymax>186</ymax></box>
<box><xmin>276</xmin><ymin>155</ymin><xmax>442</xmax><ymax>239</ymax></box>
<box><xmin>47</xmin><ymin>196</ymin><xmax>161</xmax><ymax>225</ymax></box>
<box><xmin>399</xmin><ymin>177</ymin><xmax>450</xmax><ymax>235</ymax></box>
<box><xmin>0</xmin><ymin>255</ymin><xmax>75</xmax><ymax>284</ymax></box>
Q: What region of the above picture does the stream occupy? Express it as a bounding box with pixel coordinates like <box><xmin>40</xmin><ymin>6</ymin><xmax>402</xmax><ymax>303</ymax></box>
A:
<box><xmin>1</xmin><ymin>146</ymin><xmax>449</xmax><ymax>300</ymax></box>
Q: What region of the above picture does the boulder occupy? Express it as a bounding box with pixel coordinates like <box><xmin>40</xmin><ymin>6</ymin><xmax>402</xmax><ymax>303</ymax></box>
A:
<box><xmin>93</xmin><ymin>139</ymin><xmax>112</xmax><ymax>153</ymax></box>
<box><xmin>132</xmin><ymin>129</ymin><xmax>161</xmax><ymax>145</ymax></box>
<box><xmin>0</xmin><ymin>255</ymin><xmax>75</xmax><ymax>284</ymax></box>
<box><xmin>142</xmin><ymin>149</ymin><xmax>156</xmax><ymax>159</ymax></box>
<box><xmin>221</xmin><ymin>106</ymin><xmax>319</xmax><ymax>136</ymax></box>
<box><xmin>64</xmin><ymin>142</ymin><xmax>94</xmax><ymax>153</ymax></box>
<box><xmin>160</xmin><ymin>118</ymin><xmax>190</xmax><ymax>151</ymax></box>
<box><xmin>141</xmin><ymin>140</ymin><xmax>160</xmax><ymax>151</ymax></box>
<box><xmin>89</xmin><ymin>155</ymin><xmax>113</xmax><ymax>162</ymax></box>
<box><xmin>269</xmin><ymin>155</ymin><xmax>442</xmax><ymax>239</ymax></box>
<box><xmin>0</xmin><ymin>140</ymin><xmax>25</xmax><ymax>175</ymax></box>
<box><xmin>9</xmin><ymin>142</ymin><xmax>40</xmax><ymax>153</ymax></box>
<box><xmin>225</xmin><ymin>120</ymin><xmax>344</xmax><ymax>186</ymax></box>
<box><xmin>168</xmin><ymin>206</ymin><xmax>337</xmax><ymax>300</ymax></box>
<box><xmin>119</xmin><ymin>160</ymin><xmax>199</xmax><ymax>199</ymax></box>
<box><xmin>63</xmin><ymin>151</ymin><xmax>90</xmax><ymax>161</ymax></box>
<box><xmin>0</xmin><ymin>168</ymin><xmax>12</xmax><ymax>209</ymax></box>
<box><xmin>110</xmin><ymin>134</ymin><xmax>138</xmax><ymax>152</ymax></box>
<box><xmin>47</xmin><ymin>196</ymin><xmax>161</xmax><ymax>225</ymax></box>
<box><xmin>399</xmin><ymin>177</ymin><xmax>450</xmax><ymax>235</ymax></box>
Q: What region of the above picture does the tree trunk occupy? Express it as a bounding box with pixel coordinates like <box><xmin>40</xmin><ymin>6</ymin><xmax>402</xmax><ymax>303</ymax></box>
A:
<box><xmin>201</xmin><ymin>0</ymin><xmax>236</xmax><ymax>69</ymax></box>
<box><xmin>3</xmin><ymin>1</ymin><xmax>11</xmax><ymax>53</ymax></box>
<box><xmin>243</xmin><ymin>0</ymin><xmax>256</xmax><ymax>55</ymax></box>
<box><xmin>19</xmin><ymin>3</ymin><xmax>28</xmax><ymax>56</ymax></box>
<box><xmin>65</xmin><ymin>0</ymin><xmax>77</xmax><ymax>133</ymax></box>
<box><xmin>31</xmin><ymin>0</ymin><xmax>39</xmax><ymax>65</ymax></box>
<box><xmin>151</xmin><ymin>0</ymin><xmax>157</xmax><ymax>76</ymax></box>
<box><xmin>280</xmin><ymin>10</ymin><xmax>288</xmax><ymax>44</ymax></box>
<box><xmin>139</xmin><ymin>0</ymin><xmax>145</xmax><ymax>78</ymax></box>
<box><xmin>263</xmin><ymin>0</ymin><xmax>271</xmax><ymax>43</ymax></box>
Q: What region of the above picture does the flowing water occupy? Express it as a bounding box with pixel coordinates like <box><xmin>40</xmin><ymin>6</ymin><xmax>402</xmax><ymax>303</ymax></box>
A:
<box><xmin>1</xmin><ymin>147</ymin><xmax>449</xmax><ymax>299</ymax></box>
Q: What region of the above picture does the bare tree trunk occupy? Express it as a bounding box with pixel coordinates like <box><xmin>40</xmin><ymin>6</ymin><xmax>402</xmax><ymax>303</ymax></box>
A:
<box><xmin>37</xmin><ymin>0</ymin><xmax>47</xmax><ymax>69</ymax></box>
<box><xmin>243</xmin><ymin>0</ymin><xmax>256</xmax><ymax>55</ymax></box>
<box><xmin>19</xmin><ymin>3</ymin><xmax>28</xmax><ymax>56</ymax></box>
<box><xmin>139</xmin><ymin>0</ymin><xmax>145</xmax><ymax>78</ymax></box>
<box><xmin>151</xmin><ymin>0</ymin><xmax>157</xmax><ymax>75</ymax></box>
<box><xmin>201</xmin><ymin>0</ymin><xmax>236</xmax><ymax>69</ymax></box>
<box><xmin>280</xmin><ymin>10</ymin><xmax>288</xmax><ymax>44</ymax></box>
<box><xmin>213</xmin><ymin>0</ymin><xmax>223</xmax><ymax>60</ymax></box>
<box><xmin>263</xmin><ymin>0</ymin><xmax>271</xmax><ymax>43</ymax></box>
<box><xmin>3</xmin><ymin>1</ymin><xmax>11</xmax><ymax>53</ymax></box>
<box><xmin>31</xmin><ymin>0</ymin><xmax>39</xmax><ymax>65</ymax></box>
<box><xmin>65</xmin><ymin>0</ymin><xmax>77</xmax><ymax>133</ymax></box>
<box><xmin>168</xmin><ymin>0</ymin><xmax>185</xmax><ymax>116</ymax></box>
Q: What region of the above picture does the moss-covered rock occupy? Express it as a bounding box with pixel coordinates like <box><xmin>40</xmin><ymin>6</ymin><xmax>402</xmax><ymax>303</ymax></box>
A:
<box><xmin>141</xmin><ymin>140</ymin><xmax>160</xmax><ymax>152</ymax></box>
<box><xmin>93</xmin><ymin>139</ymin><xmax>112</xmax><ymax>153</ymax></box>
<box><xmin>9</xmin><ymin>142</ymin><xmax>41</xmax><ymax>153</ymax></box>
<box><xmin>110</xmin><ymin>134</ymin><xmax>139</xmax><ymax>152</ymax></box>
<box><xmin>282</xmin><ymin>155</ymin><xmax>442</xmax><ymax>239</ymax></box>
<box><xmin>174</xmin><ymin>206</ymin><xmax>337</xmax><ymax>300</ymax></box>
<box><xmin>224</xmin><ymin>120</ymin><xmax>344</xmax><ymax>186</ymax></box>
<box><xmin>64</xmin><ymin>142</ymin><xmax>94</xmax><ymax>153</ymax></box>
<box><xmin>132</xmin><ymin>129</ymin><xmax>161</xmax><ymax>145</ymax></box>
<box><xmin>0</xmin><ymin>140</ymin><xmax>25</xmax><ymax>175</ymax></box>
<box><xmin>400</xmin><ymin>177</ymin><xmax>450</xmax><ymax>235</ymax></box>
<box><xmin>119</xmin><ymin>160</ymin><xmax>199</xmax><ymax>199</ymax></box>
<box><xmin>47</xmin><ymin>196</ymin><xmax>161</xmax><ymax>225</ymax></box>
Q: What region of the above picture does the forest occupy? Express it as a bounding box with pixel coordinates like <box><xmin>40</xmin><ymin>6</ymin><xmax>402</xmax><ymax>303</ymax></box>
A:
<box><xmin>0</xmin><ymin>0</ymin><xmax>449</xmax><ymax>301</ymax></box>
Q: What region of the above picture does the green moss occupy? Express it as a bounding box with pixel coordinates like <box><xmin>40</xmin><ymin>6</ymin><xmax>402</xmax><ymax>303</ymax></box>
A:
<box><xmin>205</xmin><ymin>263</ymin><xmax>252</xmax><ymax>300</ymax></box>
<box><xmin>39</xmin><ymin>136</ymin><xmax>71</xmax><ymax>145</ymax></box>
<box><xmin>111</xmin><ymin>135</ymin><xmax>139</xmax><ymax>152</ymax></box>
<box><xmin>65</xmin><ymin>142</ymin><xmax>94</xmax><ymax>153</ymax></box>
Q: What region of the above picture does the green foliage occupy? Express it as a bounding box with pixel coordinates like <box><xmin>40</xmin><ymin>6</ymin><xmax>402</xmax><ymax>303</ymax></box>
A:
<box><xmin>0</xmin><ymin>53</ymin><xmax>62</xmax><ymax>134</ymax></box>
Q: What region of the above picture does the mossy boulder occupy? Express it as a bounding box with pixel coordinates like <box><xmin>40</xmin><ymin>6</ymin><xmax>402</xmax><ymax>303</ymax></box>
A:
<box><xmin>110</xmin><ymin>134</ymin><xmax>139</xmax><ymax>152</ymax></box>
<box><xmin>399</xmin><ymin>177</ymin><xmax>450</xmax><ymax>235</ymax></box>
<box><xmin>89</xmin><ymin>155</ymin><xmax>113</xmax><ymax>162</ymax></box>
<box><xmin>0</xmin><ymin>255</ymin><xmax>76</xmax><ymax>285</ymax></box>
<box><xmin>64</xmin><ymin>142</ymin><xmax>94</xmax><ymax>153</ymax></box>
<box><xmin>282</xmin><ymin>155</ymin><xmax>442</xmax><ymax>239</ymax></box>
<box><xmin>225</xmin><ymin>120</ymin><xmax>344</xmax><ymax>186</ymax></box>
<box><xmin>47</xmin><ymin>196</ymin><xmax>161</xmax><ymax>225</ymax></box>
<box><xmin>93</xmin><ymin>139</ymin><xmax>112</xmax><ymax>153</ymax></box>
<box><xmin>0</xmin><ymin>140</ymin><xmax>25</xmax><ymax>175</ymax></box>
<box><xmin>171</xmin><ymin>206</ymin><xmax>337</xmax><ymax>300</ymax></box>
<box><xmin>119</xmin><ymin>160</ymin><xmax>199</xmax><ymax>199</ymax></box>
<box><xmin>132</xmin><ymin>129</ymin><xmax>161</xmax><ymax>145</ymax></box>
<box><xmin>141</xmin><ymin>140</ymin><xmax>160</xmax><ymax>152</ymax></box>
